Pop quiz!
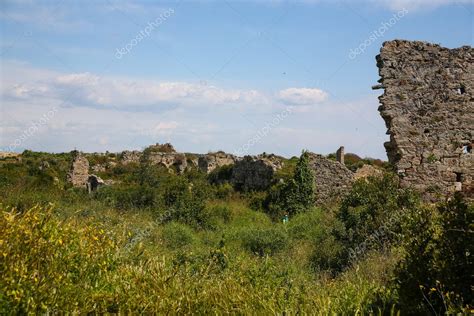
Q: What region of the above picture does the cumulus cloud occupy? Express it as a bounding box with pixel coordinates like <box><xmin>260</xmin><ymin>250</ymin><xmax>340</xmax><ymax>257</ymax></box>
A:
<box><xmin>278</xmin><ymin>88</ymin><xmax>328</xmax><ymax>105</ymax></box>
<box><xmin>1</xmin><ymin>62</ymin><xmax>271</xmax><ymax>111</ymax></box>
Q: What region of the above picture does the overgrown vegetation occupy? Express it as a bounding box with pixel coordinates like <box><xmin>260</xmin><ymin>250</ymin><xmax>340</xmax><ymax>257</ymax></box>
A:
<box><xmin>0</xmin><ymin>150</ymin><xmax>471</xmax><ymax>313</ymax></box>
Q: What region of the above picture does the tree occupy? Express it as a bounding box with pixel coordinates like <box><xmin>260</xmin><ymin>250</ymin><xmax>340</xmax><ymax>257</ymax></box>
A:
<box><xmin>396</xmin><ymin>193</ymin><xmax>473</xmax><ymax>314</ymax></box>
<box><xmin>281</xmin><ymin>150</ymin><xmax>315</xmax><ymax>215</ymax></box>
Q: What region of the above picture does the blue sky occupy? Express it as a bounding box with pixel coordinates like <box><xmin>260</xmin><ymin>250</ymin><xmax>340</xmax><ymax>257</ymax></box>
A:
<box><xmin>1</xmin><ymin>0</ymin><xmax>473</xmax><ymax>159</ymax></box>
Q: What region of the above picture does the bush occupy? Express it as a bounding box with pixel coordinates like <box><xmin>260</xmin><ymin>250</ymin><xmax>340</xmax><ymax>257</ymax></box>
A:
<box><xmin>396</xmin><ymin>193</ymin><xmax>473</xmax><ymax>314</ymax></box>
<box><xmin>213</xmin><ymin>183</ymin><xmax>234</xmax><ymax>200</ymax></box>
<box><xmin>208</xmin><ymin>165</ymin><xmax>233</xmax><ymax>185</ymax></box>
<box><xmin>338</xmin><ymin>174</ymin><xmax>419</xmax><ymax>251</ymax></box>
<box><xmin>287</xmin><ymin>208</ymin><xmax>345</xmax><ymax>273</ymax></box>
<box><xmin>0</xmin><ymin>205</ymin><xmax>117</xmax><ymax>313</ymax></box>
<box><xmin>97</xmin><ymin>184</ymin><xmax>158</xmax><ymax>210</ymax></box>
<box><xmin>161</xmin><ymin>222</ymin><xmax>197</xmax><ymax>249</ymax></box>
<box><xmin>207</xmin><ymin>205</ymin><xmax>233</xmax><ymax>225</ymax></box>
<box><xmin>159</xmin><ymin>175</ymin><xmax>212</xmax><ymax>228</ymax></box>
<box><xmin>240</xmin><ymin>226</ymin><xmax>288</xmax><ymax>256</ymax></box>
<box><xmin>265</xmin><ymin>151</ymin><xmax>315</xmax><ymax>217</ymax></box>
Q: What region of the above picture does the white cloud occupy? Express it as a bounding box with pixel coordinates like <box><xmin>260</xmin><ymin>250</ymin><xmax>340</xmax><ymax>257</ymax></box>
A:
<box><xmin>295</xmin><ymin>0</ymin><xmax>471</xmax><ymax>11</ymax></box>
<box><xmin>371</xmin><ymin>0</ymin><xmax>472</xmax><ymax>11</ymax></box>
<box><xmin>1</xmin><ymin>62</ymin><xmax>272</xmax><ymax>110</ymax></box>
<box><xmin>0</xmin><ymin>60</ymin><xmax>387</xmax><ymax>159</ymax></box>
<box><xmin>278</xmin><ymin>88</ymin><xmax>328</xmax><ymax>105</ymax></box>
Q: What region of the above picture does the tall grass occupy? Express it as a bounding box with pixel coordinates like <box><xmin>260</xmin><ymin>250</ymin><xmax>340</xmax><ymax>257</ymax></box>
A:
<box><xmin>0</xmin><ymin>204</ymin><xmax>400</xmax><ymax>314</ymax></box>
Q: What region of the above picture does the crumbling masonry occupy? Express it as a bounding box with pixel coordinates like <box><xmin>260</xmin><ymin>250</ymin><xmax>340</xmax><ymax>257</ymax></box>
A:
<box><xmin>374</xmin><ymin>40</ymin><xmax>473</xmax><ymax>199</ymax></box>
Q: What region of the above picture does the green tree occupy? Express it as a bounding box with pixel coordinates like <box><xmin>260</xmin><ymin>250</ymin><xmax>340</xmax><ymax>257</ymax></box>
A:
<box><xmin>396</xmin><ymin>193</ymin><xmax>473</xmax><ymax>314</ymax></box>
<box><xmin>281</xmin><ymin>150</ymin><xmax>315</xmax><ymax>215</ymax></box>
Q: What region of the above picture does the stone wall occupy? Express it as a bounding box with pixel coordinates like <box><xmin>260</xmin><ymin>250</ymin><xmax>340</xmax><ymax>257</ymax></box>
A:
<box><xmin>67</xmin><ymin>151</ymin><xmax>90</xmax><ymax>188</ymax></box>
<box><xmin>120</xmin><ymin>146</ymin><xmax>188</xmax><ymax>174</ymax></box>
<box><xmin>198</xmin><ymin>152</ymin><xmax>238</xmax><ymax>174</ymax></box>
<box><xmin>374</xmin><ymin>40</ymin><xmax>473</xmax><ymax>199</ymax></box>
<box><xmin>120</xmin><ymin>150</ymin><xmax>142</xmax><ymax>165</ymax></box>
<box><xmin>308</xmin><ymin>152</ymin><xmax>354</xmax><ymax>203</ymax></box>
<box><xmin>148</xmin><ymin>152</ymin><xmax>188</xmax><ymax>174</ymax></box>
<box><xmin>231</xmin><ymin>154</ymin><xmax>284</xmax><ymax>191</ymax></box>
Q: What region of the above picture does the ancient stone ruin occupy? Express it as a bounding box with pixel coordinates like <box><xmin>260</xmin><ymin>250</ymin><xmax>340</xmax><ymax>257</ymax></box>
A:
<box><xmin>70</xmin><ymin>141</ymin><xmax>364</xmax><ymax>202</ymax></box>
<box><xmin>231</xmin><ymin>154</ymin><xmax>284</xmax><ymax>191</ymax></box>
<box><xmin>307</xmin><ymin>152</ymin><xmax>354</xmax><ymax>203</ymax></box>
<box><xmin>354</xmin><ymin>164</ymin><xmax>383</xmax><ymax>180</ymax></box>
<box><xmin>120</xmin><ymin>143</ymin><xmax>190</xmax><ymax>174</ymax></box>
<box><xmin>67</xmin><ymin>151</ymin><xmax>90</xmax><ymax>187</ymax></box>
<box><xmin>336</xmin><ymin>146</ymin><xmax>345</xmax><ymax>164</ymax></box>
<box><xmin>374</xmin><ymin>40</ymin><xmax>473</xmax><ymax>200</ymax></box>
<box><xmin>198</xmin><ymin>152</ymin><xmax>238</xmax><ymax>174</ymax></box>
<box><xmin>67</xmin><ymin>151</ymin><xmax>105</xmax><ymax>192</ymax></box>
<box><xmin>87</xmin><ymin>175</ymin><xmax>104</xmax><ymax>193</ymax></box>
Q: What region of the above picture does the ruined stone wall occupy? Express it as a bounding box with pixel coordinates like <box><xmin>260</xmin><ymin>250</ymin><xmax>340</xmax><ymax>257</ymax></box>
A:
<box><xmin>308</xmin><ymin>153</ymin><xmax>354</xmax><ymax>203</ymax></box>
<box><xmin>231</xmin><ymin>154</ymin><xmax>284</xmax><ymax>191</ymax></box>
<box><xmin>67</xmin><ymin>151</ymin><xmax>90</xmax><ymax>187</ymax></box>
<box><xmin>198</xmin><ymin>152</ymin><xmax>238</xmax><ymax>174</ymax></box>
<box><xmin>375</xmin><ymin>40</ymin><xmax>473</xmax><ymax>199</ymax></box>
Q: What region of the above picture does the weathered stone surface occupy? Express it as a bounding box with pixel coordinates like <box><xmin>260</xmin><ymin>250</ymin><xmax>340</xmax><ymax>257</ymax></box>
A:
<box><xmin>198</xmin><ymin>152</ymin><xmax>238</xmax><ymax>174</ymax></box>
<box><xmin>147</xmin><ymin>142</ymin><xmax>176</xmax><ymax>153</ymax></box>
<box><xmin>336</xmin><ymin>146</ymin><xmax>345</xmax><ymax>164</ymax></box>
<box><xmin>354</xmin><ymin>164</ymin><xmax>383</xmax><ymax>180</ymax></box>
<box><xmin>39</xmin><ymin>161</ymin><xmax>50</xmax><ymax>171</ymax></box>
<box><xmin>308</xmin><ymin>152</ymin><xmax>354</xmax><ymax>203</ymax></box>
<box><xmin>375</xmin><ymin>40</ymin><xmax>473</xmax><ymax>200</ymax></box>
<box><xmin>87</xmin><ymin>174</ymin><xmax>105</xmax><ymax>193</ymax></box>
<box><xmin>91</xmin><ymin>164</ymin><xmax>106</xmax><ymax>173</ymax></box>
<box><xmin>67</xmin><ymin>151</ymin><xmax>90</xmax><ymax>188</ymax></box>
<box><xmin>0</xmin><ymin>152</ymin><xmax>21</xmax><ymax>162</ymax></box>
<box><xmin>120</xmin><ymin>150</ymin><xmax>141</xmax><ymax>165</ymax></box>
<box><xmin>148</xmin><ymin>152</ymin><xmax>188</xmax><ymax>174</ymax></box>
<box><xmin>120</xmin><ymin>144</ymin><xmax>188</xmax><ymax>174</ymax></box>
<box><xmin>231</xmin><ymin>154</ymin><xmax>284</xmax><ymax>191</ymax></box>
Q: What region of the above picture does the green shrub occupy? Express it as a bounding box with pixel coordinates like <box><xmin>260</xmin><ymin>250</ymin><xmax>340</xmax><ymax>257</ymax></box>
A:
<box><xmin>240</xmin><ymin>226</ymin><xmax>288</xmax><ymax>256</ymax></box>
<box><xmin>208</xmin><ymin>165</ymin><xmax>233</xmax><ymax>185</ymax></box>
<box><xmin>247</xmin><ymin>191</ymin><xmax>267</xmax><ymax>212</ymax></box>
<box><xmin>97</xmin><ymin>185</ymin><xmax>158</xmax><ymax>210</ymax></box>
<box><xmin>213</xmin><ymin>183</ymin><xmax>234</xmax><ymax>200</ymax></box>
<box><xmin>396</xmin><ymin>193</ymin><xmax>473</xmax><ymax>314</ymax></box>
<box><xmin>338</xmin><ymin>174</ymin><xmax>419</xmax><ymax>251</ymax></box>
<box><xmin>160</xmin><ymin>176</ymin><xmax>209</xmax><ymax>228</ymax></box>
<box><xmin>161</xmin><ymin>222</ymin><xmax>197</xmax><ymax>249</ymax></box>
<box><xmin>207</xmin><ymin>205</ymin><xmax>233</xmax><ymax>225</ymax></box>
<box><xmin>266</xmin><ymin>151</ymin><xmax>315</xmax><ymax>217</ymax></box>
<box><xmin>0</xmin><ymin>205</ymin><xmax>117</xmax><ymax>313</ymax></box>
<box><xmin>288</xmin><ymin>208</ymin><xmax>345</xmax><ymax>273</ymax></box>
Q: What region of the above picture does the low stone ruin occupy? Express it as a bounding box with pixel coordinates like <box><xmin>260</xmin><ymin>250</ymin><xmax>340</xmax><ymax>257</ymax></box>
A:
<box><xmin>147</xmin><ymin>152</ymin><xmax>188</xmax><ymax>174</ymax></box>
<box><xmin>374</xmin><ymin>40</ymin><xmax>473</xmax><ymax>200</ymax></box>
<box><xmin>198</xmin><ymin>152</ymin><xmax>238</xmax><ymax>174</ymax></box>
<box><xmin>354</xmin><ymin>164</ymin><xmax>383</xmax><ymax>180</ymax></box>
<box><xmin>231</xmin><ymin>154</ymin><xmax>283</xmax><ymax>191</ymax></box>
<box><xmin>121</xmin><ymin>150</ymin><xmax>142</xmax><ymax>165</ymax></box>
<box><xmin>87</xmin><ymin>175</ymin><xmax>104</xmax><ymax>193</ymax></box>
<box><xmin>67</xmin><ymin>143</ymin><xmax>363</xmax><ymax>202</ymax></box>
<box><xmin>67</xmin><ymin>151</ymin><xmax>105</xmax><ymax>192</ymax></box>
<box><xmin>307</xmin><ymin>152</ymin><xmax>354</xmax><ymax>203</ymax></box>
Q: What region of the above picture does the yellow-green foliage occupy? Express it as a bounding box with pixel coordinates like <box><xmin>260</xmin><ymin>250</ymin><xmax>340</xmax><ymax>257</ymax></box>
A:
<box><xmin>0</xmin><ymin>205</ymin><xmax>117</xmax><ymax>313</ymax></box>
<box><xmin>1</xmin><ymin>204</ymin><xmax>400</xmax><ymax>314</ymax></box>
